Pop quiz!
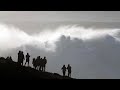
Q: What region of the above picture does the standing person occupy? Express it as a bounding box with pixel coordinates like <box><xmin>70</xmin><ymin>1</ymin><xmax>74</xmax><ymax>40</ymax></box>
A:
<box><xmin>33</xmin><ymin>58</ymin><xmax>37</xmax><ymax>69</ymax></box>
<box><xmin>61</xmin><ymin>65</ymin><xmax>66</xmax><ymax>76</ymax></box>
<box><xmin>24</xmin><ymin>53</ymin><xmax>30</xmax><ymax>66</ymax></box>
<box><xmin>32</xmin><ymin>58</ymin><xmax>36</xmax><ymax>69</ymax></box>
<box><xmin>21</xmin><ymin>51</ymin><xmax>25</xmax><ymax>66</ymax></box>
<box><xmin>18</xmin><ymin>51</ymin><xmax>21</xmax><ymax>66</ymax></box>
<box><xmin>67</xmin><ymin>64</ymin><xmax>72</xmax><ymax>77</ymax></box>
<box><xmin>43</xmin><ymin>56</ymin><xmax>47</xmax><ymax>72</ymax></box>
<box><xmin>38</xmin><ymin>56</ymin><xmax>42</xmax><ymax>71</ymax></box>
<box><xmin>36</xmin><ymin>56</ymin><xmax>40</xmax><ymax>70</ymax></box>
<box><xmin>40</xmin><ymin>57</ymin><xmax>43</xmax><ymax>71</ymax></box>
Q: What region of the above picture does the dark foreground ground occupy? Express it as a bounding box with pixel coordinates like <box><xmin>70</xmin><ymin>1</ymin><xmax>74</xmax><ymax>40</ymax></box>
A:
<box><xmin>0</xmin><ymin>58</ymin><xmax>74</xmax><ymax>80</ymax></box>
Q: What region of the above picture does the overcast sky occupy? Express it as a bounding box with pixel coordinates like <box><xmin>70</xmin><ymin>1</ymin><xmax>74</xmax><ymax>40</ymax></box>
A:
<box><xmin>0</xmin><ymin>11</ymin><xmax>120</xmax><ymax>34</ymax></box>
<box><xmin>0</xmin><ymin>11</ymin><xmax>120</xmax><ymax>22</ymax></box>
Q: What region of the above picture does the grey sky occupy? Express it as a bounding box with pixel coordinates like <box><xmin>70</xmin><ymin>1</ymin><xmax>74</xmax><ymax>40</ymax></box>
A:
<box><xmin>0</xmin><ymin>11</ymin><xmax>120</xmax><ymax>22</ymax></box>
<box><xmin>0</xmin><ymin>11</ymin><xmax>120</xmax><ymax>34</ymax></box>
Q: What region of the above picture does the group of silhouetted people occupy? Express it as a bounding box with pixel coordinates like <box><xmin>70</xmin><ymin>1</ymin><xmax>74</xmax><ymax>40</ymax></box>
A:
<box><xmin>17</xmin><ymin>50</ymin><xmax>47</xmax><ymax>72</ymax></box>
<box><xmin>61</xmin><ymin>64</ymin><xmax>72</xmax><ymax>77</ymax></box>
<box><xmin>18</xmin><ymin>50</ymin><xmax>72</xmax><ymax>77</ymax></box>
<box><xmin>32</xmin><ymin>56</ymin><xmax>47</xmax><ymax>72</ymax></box>
<box><xmin>18</xmin><ymin>51</ymin><xmax>30</xmax><ymax>66</ymax></box>
<box><xmin>0</xmin><ymin>50</ymin><xmax>72</xmax><ymax>78</ymax></box>
<box><xmin>18</xmin><ymin>51</ymin><xmax>25</xmax><ymax>66</ymax></box>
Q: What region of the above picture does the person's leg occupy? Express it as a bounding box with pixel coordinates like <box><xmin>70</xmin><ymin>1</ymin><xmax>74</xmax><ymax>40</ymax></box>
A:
<box><xmin>37</xmin><ymin>66</ymin><xmax>39</xmax><ymax>70</ymax></box>
<box><xmin>38</xmin><ymin>66</ymin><xmax>39</xmax><ymax>70</ymax></box>
<box><xmin>63</xmin><ymin>71</ymin><xmax>65</xmax><ymax>76</ymax></box>
<box><xmin>36</xmin><ymin>66</ymin><xmax>38</xmax><ymax>70</ymax></box>
<box><xmin>44</xmin><ymin>65</ymin><xmax>46</xmax><ymax>71</ymax></box>
<box><xmin>70</xmin><ymin>72</ymin><xmax>71</xmax><ymax>77</ymax></box>
<box><xmin>22</xmin><ymin>62</ymin><xmax>23</xmax><ymax>66</ymax></box>
<box><xmin>24</xmin><ymin>61</ymin><xmax>26</xmax><ymax>66</ymax></box>
<box><xmin>42</xmin><ymin>66</ymin><xmax>44</xmax><ymax>72</ymax></box>
<box><xmin>43</xmin><ymin>66</ymin><xmax>45</xmax><ymax>72</ymax></box>
<box><xmin>63</xmin><ymin>71</ymin><xmax>64</xmax><ymax>76</ymax></box>
<box><xmin>28</xmin><ymin>61</ymin><xmax>29</xmax><ymax>66</ymax></box>
<box><xmin>39</xmin><ymin>66</ymin><xmax>41</xmax><ymax>71</ymax></box>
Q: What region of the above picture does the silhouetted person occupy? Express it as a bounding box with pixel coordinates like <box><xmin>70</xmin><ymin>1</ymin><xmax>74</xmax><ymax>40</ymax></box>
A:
<box><xmin>33</xmin><ymin>58</ymin><xmax>38</xmax><ymax>69</ymax></box>
<box><xmin>21</xmin><ymin>51</ymin><xmax>25</xmax><ymax>66</ymax></box>
<box><xmin>25</xmin><ymin>53</ymin><xmax>30</xmax><ymax>66</ymax></box>
<box><xmin>43</xmin><ymin>56</ymin><xmax>47</xmax><ymax>72</ymax></box>
<box><xmin>37</xmin><ymin>56</ymin><xmax>42</xmax><ymax>71</ymax></box>
<box><xmin>35</xmin><ymin>56</ymin><xmax>40</xmax><ymax>70</ymax></box>
<box><xmin>18</xmin><ymin>51</ymin><xmax>21</xmax><ymax>65</ymax></box>
<box><xmin>35</xmin><ymin>56</ymin><xmax>38</xmax><ymax>70</ymax></box>
<box><xmin>39</xmin><ymin>57</ymin><xmax>43</xmax><ymax>71</ymax></box>
<box><xmin>61</xmin><ymin>65</ymin><xmax>66</xmax><ymax>76</ymax></box>
<box><xmin>34</xmin><ymin>58</ymin><xmax>38</xmax><ymax>69</ymax></box>
<box><xmin>18</xmin><ymin>51</ymin><xmax>25</xmax><ymax>66</ymax></box>
<box><xmin>67</xmin><ymin>64</ymin><xmax>71</xmax><ymax>77</ymax></box>
<box><xmin>32</xmin><ymin>58</ymin><xmax>36</xmax><ymax>69</ymax></box>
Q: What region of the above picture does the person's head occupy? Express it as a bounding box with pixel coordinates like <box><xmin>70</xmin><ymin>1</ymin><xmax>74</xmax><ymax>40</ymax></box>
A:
<box><xmin>44</xmin><ymin>56</ymin><xmax>46</xmax><ymax>59</ymax></box>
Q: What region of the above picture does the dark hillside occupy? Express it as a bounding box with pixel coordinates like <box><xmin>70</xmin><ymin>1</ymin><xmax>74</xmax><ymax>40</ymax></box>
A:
<box><xmin>0</xmin><ymin>57</ymin><xmax>74</xmax><ymax>80</ymax></box>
